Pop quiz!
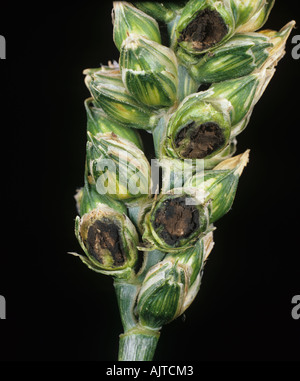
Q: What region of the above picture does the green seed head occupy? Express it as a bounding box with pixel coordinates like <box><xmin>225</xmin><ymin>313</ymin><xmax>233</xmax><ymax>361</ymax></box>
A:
<box><xmin>166</xmin><ymin>237</ymin><xmax>205</xmax><ymax>288</ymax></box>
<box><xmin>187</xmin><ymin>32</ymin><xmax>272</xmax><ymax>84</ymax></box>
<box><xmin>137</xmin><ymin>231</ymin><xmax>215</xmax><ymax>329</ymax></box>
<box><xmin>120</xmin><ymin>34</ymin><xmax>179</xmax><ymax>108</ymax></box>
<box><xmin>137</xmin><ymin>260</ymin><xmax>188</xmax><ymax>329</ymax></box>
<box><xmin>208</xmin><ymin>74</ymin><xmax>260</xmax><ymax>127</ymax></box>
<box><xmin>190</xmin><ymin>67</ymin><xmax>277</xmax><ymax>135</ymax></box>
<box><xmin>112</xmin><ymin>1</ymin><xmax>161</xmax><ymax>51</ymax></box>
<box><xmin>85</xmin><ymin>67</ymin><xmax>159</xmax><ymax>130</ymax></box>
<box><xmin>84</xmin><ymin>98</ymin><xmax>143</xmax><ymax>149</ymax></box>
<box><xmin>236</xmin><ymin>0</ymin><xmax>275</xmax><ymax>33</ymax></box>
<box><xmin>174</xmin><ymin>232</ymin><xmax>214</xmax><ymax>313</ymax></box>
<box><xmin>230</xmin><ymin>0</ymin><xmax>266</xmax><ymax>28</ymax></box>
<box><xmin>86</xmin><ymin>132</ymin><xmax>151</xmax><ymax>202</ymax></box>
<box><xmin>185</xmin><ymin>150</ymin><xmax>250</xmax><ymax>223</ymax></box>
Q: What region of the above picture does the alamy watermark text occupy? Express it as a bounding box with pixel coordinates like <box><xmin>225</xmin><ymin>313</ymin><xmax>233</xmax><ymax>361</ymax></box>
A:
<box><xmin>291</xmin><ymin>35</ymin><xmax>300</xmax><ymax>60</ymax></box>
<box><xmin>0</xmin><ymin>35</ymin><xmax>6</xmax><ymax>59</ymax></box>
<box><xmin>291</xmin><ymin>295</ymin><xmax>300</xmax><ymax>320</ymax></box>
<box><xmin>0</xmin><ymin>295</ymin><xmax>6</xmax><ymax>319</ymax></box>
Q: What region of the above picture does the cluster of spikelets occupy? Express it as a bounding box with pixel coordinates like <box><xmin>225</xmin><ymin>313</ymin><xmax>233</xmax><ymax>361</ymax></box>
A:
<box><xmin>72</xmin><ymin>1</ymin><xmax>294</xmax><ymax>359</ymax></box>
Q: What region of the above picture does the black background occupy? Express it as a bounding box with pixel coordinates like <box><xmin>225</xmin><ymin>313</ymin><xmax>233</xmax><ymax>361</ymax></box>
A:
<box><xmin>0</xmin><ymin>1</ymin><xmax>299</xmax><ymax>363</ymax></box>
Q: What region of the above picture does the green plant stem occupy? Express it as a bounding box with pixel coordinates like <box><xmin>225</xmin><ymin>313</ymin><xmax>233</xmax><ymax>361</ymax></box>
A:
<box><xmin>114</xmin><ymin>280</ymin><xmax>139</xmax><ymax>332</ymax></box>
<box><xmin>118</xmin><ymin>326</ymin><xmax>160</xmax><ymax>361</ymax></box>
<box><xmin>114</xmin><ymin>281</ymin><xmax>160</xmax><ymax>361</ymax></box>
<box><xmin>114</xmin><ymin>250</ymin><xmax>165</xmax><ymax>361</ymax></box>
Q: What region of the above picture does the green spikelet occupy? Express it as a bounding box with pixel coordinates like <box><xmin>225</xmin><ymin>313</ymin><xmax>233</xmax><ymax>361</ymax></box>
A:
<box><xmin>71</xmin><ymin>0</ymin><xmax>295</xmax><ymax>361</ymax></box>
